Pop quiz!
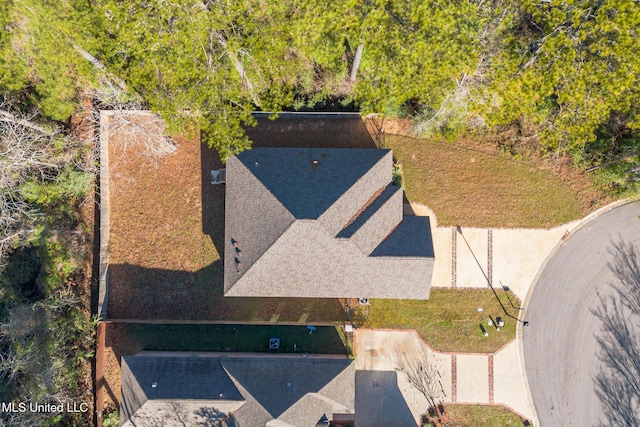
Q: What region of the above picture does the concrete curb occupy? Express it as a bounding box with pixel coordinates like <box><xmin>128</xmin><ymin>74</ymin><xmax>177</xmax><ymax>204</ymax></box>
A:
<box><xmin>516</xmin><ymin>198</ymin><xmax>634</xmax><ymax>427</ymax></box>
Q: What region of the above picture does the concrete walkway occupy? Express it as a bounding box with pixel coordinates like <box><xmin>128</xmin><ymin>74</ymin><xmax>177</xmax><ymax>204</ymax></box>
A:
<box><xmin>354</xmin><ymin>329</ymin><xmax>533</xmax><ymax>426</ymax></box>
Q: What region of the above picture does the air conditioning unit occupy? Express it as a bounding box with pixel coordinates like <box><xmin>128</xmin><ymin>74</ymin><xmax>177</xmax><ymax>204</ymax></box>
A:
<box><xmin>211</xmin><ymin>169</ymin><xmax>226</xmax><ymax>184</ymax></box>
<box><xmin>269</xmin><ymin>338</ymin><xmax>280</xmax><ymax>349</ymax></box>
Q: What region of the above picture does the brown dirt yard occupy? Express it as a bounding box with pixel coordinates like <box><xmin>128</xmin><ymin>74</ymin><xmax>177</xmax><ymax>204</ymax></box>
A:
<box><xmin>105</xmin><ymin>113</ymin><xmax>380</xmax><ymax>320</ymax></box>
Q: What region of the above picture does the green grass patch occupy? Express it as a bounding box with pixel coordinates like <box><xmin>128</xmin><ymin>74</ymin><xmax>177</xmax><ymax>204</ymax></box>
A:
<box><xmin>427</xmin><ymin>404</ymin><xmax>532</xmax><ymax>426</ymax></box>
<box><xmin>115</xmin><ymin>323</ymin><xmax>348</xmax><ymax>356</ymax></box>
<box><xmin>387</xmin><ymin>134</ymin><xmax>588</xmax><ymax>228</ymax></box>
<box><xmin>590</xmin><ymin>158</ymin><xmax>640</xmax><ymax>198</ymax></box>
<box><xmin>354</xmin><ymin>289</ymin><xmax>520</xmax><ymax>353</ymax></box>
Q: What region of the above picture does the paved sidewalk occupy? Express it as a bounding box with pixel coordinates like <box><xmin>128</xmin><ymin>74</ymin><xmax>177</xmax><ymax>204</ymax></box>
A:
<box><xmin>354</xmin><ymin>329</ymin><xmax>533</xmax><ymax>426</ymax></box>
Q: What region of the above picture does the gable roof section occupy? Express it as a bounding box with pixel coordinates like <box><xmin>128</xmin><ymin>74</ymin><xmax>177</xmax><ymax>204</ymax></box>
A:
<box><xmin>120</xmin><ymin>354</ymin><xmax>355</xmax><ymax>427</ymax></box>
<box><xmin>120</xmin><ymin>356</ymin><xmax>245</xmax><ymax>427</ymax></box>
<box><xmin>371</xmin><ymin>216</ymin><xmax>435</xmax><ymax>258</ymax></box>
<box><xmin>222</xmin><ymin>356</ymin><xmax>354</xmax><ymax>424</ymax></box>
<box><xmin>226</xmin><ymin>219</ymin><xmax>433</xmax><ymax>299</ymax></box>
<box><xmin>337</xmin><ymin>184</ymin><xmax>403</xmax><ymax>255</ymax></box>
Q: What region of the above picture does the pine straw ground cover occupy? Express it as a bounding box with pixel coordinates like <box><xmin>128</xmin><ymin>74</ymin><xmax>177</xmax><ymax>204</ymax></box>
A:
<box><xmin>105</xmin><ymin>113</ymin><xmax>350</xmax><ymax>321</ymax></box>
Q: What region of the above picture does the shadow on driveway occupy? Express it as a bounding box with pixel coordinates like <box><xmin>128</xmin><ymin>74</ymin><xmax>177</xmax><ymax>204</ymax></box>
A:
<box><xmin>356</xmin><ymin>370</ymin><xmax>417</xmax><ymax>427</ymax></box>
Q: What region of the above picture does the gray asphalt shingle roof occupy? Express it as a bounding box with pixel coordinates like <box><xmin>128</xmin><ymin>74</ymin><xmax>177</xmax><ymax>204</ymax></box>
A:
<box><xmin>234</xmin><ymin>148</ymin><xmax>388</xmax><ymax>220</ymax></box>
<box><xmin>224</xmin><ymin>147</ymin><xmax>435</xmax><ymax>299</ymax></box>
<box><xmin>371</xmin><ymin>216</ymin><xmax>435</xmax><ymax>258</ymax></box>
<box><xmin>120</xmin><ymin>354</ymin><xmax>355</xmax><ymax>427</ymax></box>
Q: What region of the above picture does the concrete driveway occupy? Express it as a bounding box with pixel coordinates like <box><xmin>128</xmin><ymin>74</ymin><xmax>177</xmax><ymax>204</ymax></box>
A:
<box><xmin>354</xmin><ymin>330</ymin><xmax>449</xmax><ymax>427</ymax></box>
<box><xmin>523</xmin><ymin>201</ymin><xmax>640</xmax><ymax>426</ymax></box>
<box><xmin>354</xmin><ymin>330</ymin><xmax>534</xmax><ymax>426</ymax></box>
<box><xmin>407</xmin><ymin>203</ymin><xmax>576</xmax><ymax>302</ymax></box>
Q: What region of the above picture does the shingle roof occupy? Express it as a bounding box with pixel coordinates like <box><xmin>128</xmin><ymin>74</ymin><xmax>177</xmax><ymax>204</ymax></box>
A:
<box><xmin>224</xmin><ymin>147</ymin><xmax>435</xmax><ymax>299</ymax></box>
<box><xmin>371</xmin><ymin>216</ymin><xmax>435</xmax><ymax>258</ymax></box>
<box><xmin>120</xmin><ymin>354</ymin><xmax>355</xmax><ymax>427</ymax></box>
<box><xmin>233</xmin><ymin>148</ymin><xmax>388</xmax><ymax>220</ymax></box>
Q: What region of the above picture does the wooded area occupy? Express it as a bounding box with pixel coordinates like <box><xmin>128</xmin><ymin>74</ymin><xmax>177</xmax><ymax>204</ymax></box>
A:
<box><xmin>2</xmin><ymin>0</ymin><xmax>639</xmax><ymax>163</ymax></box>
<box><xmin>0</xmin><ymin>0</ymin><xmax>639</xmax><ymax>425</ymax></box>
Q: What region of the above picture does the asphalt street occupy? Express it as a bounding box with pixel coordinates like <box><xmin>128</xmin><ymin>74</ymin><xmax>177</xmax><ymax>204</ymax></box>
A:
<box><xmin>524</xmin><ymin>201</ymin><xmax>640</xmax><ymax>426</ymax></box>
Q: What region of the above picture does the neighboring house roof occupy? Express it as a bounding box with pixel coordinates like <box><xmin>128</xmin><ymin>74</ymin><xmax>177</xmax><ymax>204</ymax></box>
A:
<box><xmin>120</xmin><ymin>354</ymin><xmax>355</xmax><ymax>427</ymax></box>
<box><xmin>224</xmin><ymin>148</ymin><xmax>434</xmax><ymax>299</ymax></box>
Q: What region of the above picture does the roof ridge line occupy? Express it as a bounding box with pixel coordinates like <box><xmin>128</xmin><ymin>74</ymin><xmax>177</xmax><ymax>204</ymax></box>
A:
<box><xmin>338</xmin><ymin>185</ymin><xmax>388</xmax><ymax>233</ymax></box>
<box><xmin>337</xmin><ymin>184</ymin><xmax>401</xmax><ymax>240</ymax></box>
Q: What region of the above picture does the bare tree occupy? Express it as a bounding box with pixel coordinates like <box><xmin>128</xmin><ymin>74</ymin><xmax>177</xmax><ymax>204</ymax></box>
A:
<box><xmin>85</xmin><ymin>74</ymin><xmax>177</xmax><ymax>177</ymax></box>
<box><xmin>397</xmin><ymin>347</ymin><xmax>446</xmax><ymax>425</ymax></box>
<box><xmin>0</xmin><ymin>105</ymin><xmax>69</xmax><ymax>270</ymax></box>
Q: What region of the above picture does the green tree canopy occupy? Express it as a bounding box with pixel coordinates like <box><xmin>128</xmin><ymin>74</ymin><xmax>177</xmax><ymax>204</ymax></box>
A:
<box><xmin>481</xmin><ymin>0</ymin><xmax>640</xmax><ymax>153</ymax></box>
<box><xmin>98</xmin><ymin>0</ymin><xmax>317</xmax><ymax>160</ymax></box>
<box><xmin>290</xmin><ymin>0</ymin><xmax>482</xmax><ymax>114</ymax></box>
<box><xmin>0</xmin><ymin>0</ymin><xmax>102</xmax><ymax>120</ymax></box>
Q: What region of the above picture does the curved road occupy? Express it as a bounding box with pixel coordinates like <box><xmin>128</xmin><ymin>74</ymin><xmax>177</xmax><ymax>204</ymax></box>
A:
<box><xmin>524</xmin><ymin>201</ymin><xmax>640</xmax><ymax>426</ymax></box>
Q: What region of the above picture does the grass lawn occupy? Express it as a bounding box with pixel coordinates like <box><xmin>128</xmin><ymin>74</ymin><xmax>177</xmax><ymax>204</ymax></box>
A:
<box><xmin>426</xmin><ymin>404</ymin><xmax>532</xmax><ymax>426</ymax></box>
<box><xmin>110</xmin><ymin>323</ymin><xmax>348</xmax><ymax>356</ymax></box>
<box><xmin>354</xmin><ymin>289</ymin><xmax>520</xmax><ymax>353</ymax></box>
<box><xmin>387</xmin><ymin>134</ymin><xmax>602</xmax><ymax>228</ymax></box>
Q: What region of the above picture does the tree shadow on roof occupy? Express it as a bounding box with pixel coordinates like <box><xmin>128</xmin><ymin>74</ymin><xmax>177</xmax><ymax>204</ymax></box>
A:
<box><xmin>355</xmin><ymin>370</ymin><xmax>418</xmax><ymax>427</ymax></box>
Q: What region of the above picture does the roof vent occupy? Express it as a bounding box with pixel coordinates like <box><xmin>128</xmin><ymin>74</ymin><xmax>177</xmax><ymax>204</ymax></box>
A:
<box><xmin>311</xmin><ymin>159</ymin><xmax>320</xmax><ymax>171</ymax></box>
